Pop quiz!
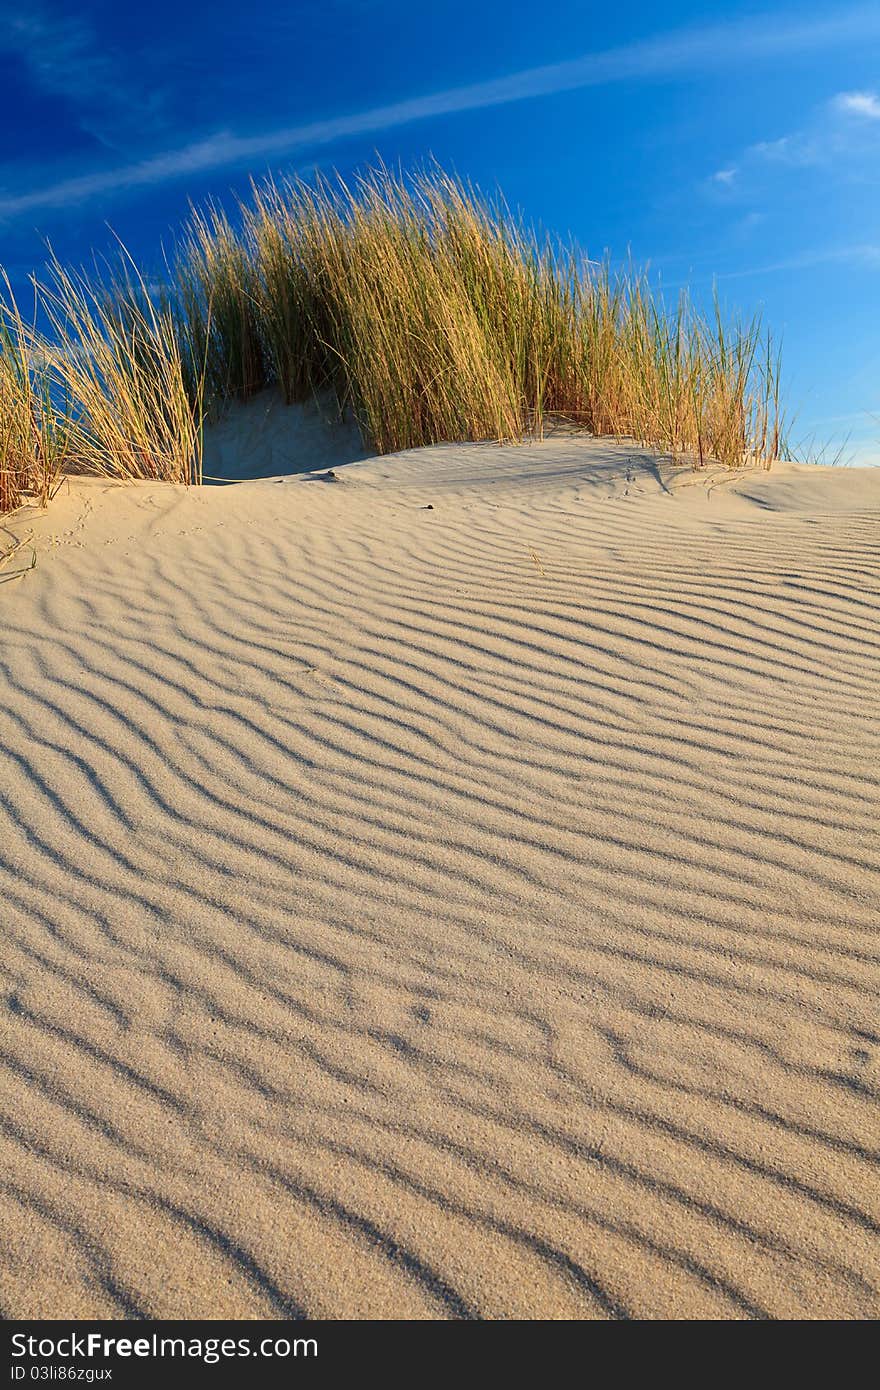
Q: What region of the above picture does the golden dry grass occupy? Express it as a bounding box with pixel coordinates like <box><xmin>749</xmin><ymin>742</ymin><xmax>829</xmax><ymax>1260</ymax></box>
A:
<box><xmin>1</xmin><ymin>162</ymin><xmax>785</xmax><ymax>516</ymax></box>
<box><xmin>173</xmin><ymin>165</ymin><xmax>785</xmax><ymax>464</ymax></box>
<box><xmin>42</xmin><ymin>253</ymin><xmax>203</xmax><ymax>486</ymax></box>
<box><xmin>0</xmin><ymin>273</ymin><xmax>69</xmax><ymax>514</ymax></box>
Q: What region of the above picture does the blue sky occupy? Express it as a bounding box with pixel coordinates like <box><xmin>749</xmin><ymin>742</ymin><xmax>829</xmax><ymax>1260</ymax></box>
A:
<box><xmin>2</xmin><ymin>1</ymin><xmax>879</xmax><ymax>460</ymax></box>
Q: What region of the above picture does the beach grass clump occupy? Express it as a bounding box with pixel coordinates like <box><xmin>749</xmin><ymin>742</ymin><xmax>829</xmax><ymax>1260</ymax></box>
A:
<box><xmin>239</xmin><ymin>168</ymin><xmax>575</xmax><ymax>448</ymax></box>
<box><xmin>166</xmin><ymin>164</ymin><xmax>783</xmax><ymax>466</ymax></box>
<box><xmin>576</xmin><ymin>275</ymin><xmax>783</xmax><ymax>466</ymax></box>
<box><xmin>40</xmin><ymin>253</ymin><xmax>203</xmax><ymax>486</ymax></box>
<box><xmin>243</xmin><ymin>179</ymin><xmax>340</xmax><ymax>407</ymax></box>
<box><xmin>1</xmin><ymin>159</ymin><xmax>785</xmax><ymax>517</ymax></box>
<box><xmin>0</xmin><ymin>273</ymin><xmax>70</xmax><ymax>514</ymax></box>
<box><xmin>298</xmin><ymin>169</ymin><xmax>525</xmax><ymax>451</ymax></box>
<box><xmin>174</xmin><ymin>203</ymin><xmax>266</xmax><ymax>407</ymax></box>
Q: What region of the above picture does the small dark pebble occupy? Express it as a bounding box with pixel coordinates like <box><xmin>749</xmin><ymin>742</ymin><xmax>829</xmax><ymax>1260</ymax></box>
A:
<box><xmin>423</xmin><ymin>503</ymin><xmax>433</xmax><ymax>510</ymax></box>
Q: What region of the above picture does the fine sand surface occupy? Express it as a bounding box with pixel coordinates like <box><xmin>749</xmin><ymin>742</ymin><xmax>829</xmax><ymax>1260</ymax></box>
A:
<box><xmin>1</xmin><ymin>415</ymin><xmax>879</xmax><ymax>1319</ymax></box>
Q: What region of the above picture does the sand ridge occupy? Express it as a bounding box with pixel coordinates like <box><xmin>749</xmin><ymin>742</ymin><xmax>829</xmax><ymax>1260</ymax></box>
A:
<box><xmin>1</xmin><ymin>433</ymin><xmax>879</xmax><ymax>1319</ymax></box>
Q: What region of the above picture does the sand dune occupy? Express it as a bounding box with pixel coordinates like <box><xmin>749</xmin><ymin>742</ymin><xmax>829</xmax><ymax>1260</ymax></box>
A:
<box><xmin>1</xmin><ymin>424</ymin><xmax>879</xmax><ymax>1319</ymax></box>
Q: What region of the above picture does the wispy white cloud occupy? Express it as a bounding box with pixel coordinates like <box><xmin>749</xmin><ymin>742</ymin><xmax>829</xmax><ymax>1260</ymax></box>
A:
<box><xmin>0</xmin><ymin>1</ymin><xmax>166</xmax><ymax>149</ymax></box>
<box><xmin>2</xmin><ymin>4</ymin><xmax>880</xmax><ymax>218</ymax></box>
<box><xmin>749</xmin><ymin>132</ymin><xmax>823</xmax><ymax>167</ymax></box>
<box><xmin>752</xmin><ymin>136</ymin><xmax>794</xmax><ymax>161</ymax></box>
<box><xmin>660</xmin><ymin>240</ymin><xmax>880</xmax><ymax>293</ymax></box>
<box><xmin>711</xmin><ymin>79</ymin><xmax>880</xmax><ymax>187</ymax></box>
<box><xmin>833</xmin><ymin>89</ymin><xmax>880</xmax><ymax>118</ymax></box>
<box><xmin>1</xmin><ymin>4</ymin><xmax>111</xmax><ymax>105</ymax></box>
<box><xmin>718</xmin><ymin>243</ymin><xmax>880</xmax><ymax>279</ymax></box>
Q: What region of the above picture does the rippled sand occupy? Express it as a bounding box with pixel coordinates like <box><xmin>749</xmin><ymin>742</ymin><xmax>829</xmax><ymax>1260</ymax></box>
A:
<box><xmin>1</xmin><ymin>431</ymin><xmax>878</xmax><ymax>1319</ymax></box>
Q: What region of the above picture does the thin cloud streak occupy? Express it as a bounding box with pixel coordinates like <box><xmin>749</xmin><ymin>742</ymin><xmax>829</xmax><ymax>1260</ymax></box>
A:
<box><xmin>649</xmin><ymin>242</ymin><xmax>880</xmax><ymax>294</ymax></box>
<box><xmin>718</xmin><ymin>243</ymin><xmax>880</xmax><ymax>279</ymax></box>
<box><xmin>2</xmin><ymin>4</ymin><xmax>880</xmax><ymax>218</ymax></box>
<box><xmin>0</xmin><ymin>2</ymin><xmax>167</xmax><ymax>150</ymax></box>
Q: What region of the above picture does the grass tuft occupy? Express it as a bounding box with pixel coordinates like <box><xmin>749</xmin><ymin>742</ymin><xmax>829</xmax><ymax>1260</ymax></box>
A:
<box><xmin>0</xmin><ymin>272</ymin><xmax>70</xmax><ymax>513</ymax></box>
<box><xmin>167</xmin><ymin>164</ymin><xmax>784</xmax><ymax>466</ymax></box>
<box><xmin>40</xmin><ymin>250</ymin><xmax>203</xmax><ymax>485</ymax></box>
<box><xmin>1</xmin><ymin>161</ymin><xmax>786</xmax><ymax>517</ymax></box>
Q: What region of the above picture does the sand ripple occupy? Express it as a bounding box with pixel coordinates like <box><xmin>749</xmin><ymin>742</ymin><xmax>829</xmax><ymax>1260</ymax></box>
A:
<box><xmin>1</xmin><ymin>438</ymin><xmax>878</xmax><ymax>1318</ymax></box>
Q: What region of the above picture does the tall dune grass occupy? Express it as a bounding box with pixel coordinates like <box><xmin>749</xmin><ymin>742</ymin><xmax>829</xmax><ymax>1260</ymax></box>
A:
<box><xmin>41</xmin><ymin>253</ymin><xmax>203</xmax><ymax>485</ymax></box>
<box><xmin>175</xmin><ymin>204</ymin><xmax>265</xmax><ymax>406</ymax></box>
<box><xmin>0</xmin><ymin>253</ymin><xmax>201</xmax><ymax>515</ymax></box>
<box><xmin>171</xmin><ymin>165</ymin><xmax>784</xmax><ymax>465</ymax></box>
<box><xmin>0</xmin><ymin>274</ymin><xmax>70</xmax><ymax>513</ymax></box>
<box><xmin>0</xmin><ymin>161</ymin><xmax>785</xmax><ymax>517</ymax></box>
